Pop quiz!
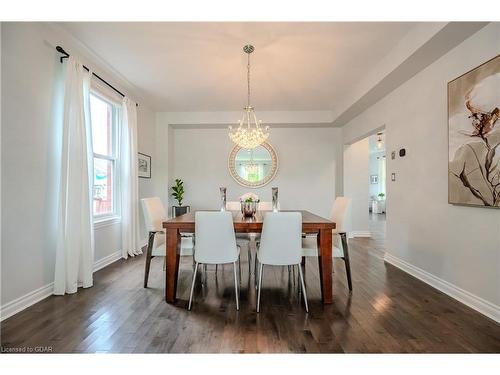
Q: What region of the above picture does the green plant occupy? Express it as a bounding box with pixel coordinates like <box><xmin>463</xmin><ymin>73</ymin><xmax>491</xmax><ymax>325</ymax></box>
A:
<box><xmin>171</xmin><ymin>178</ymin><xmax>185</xmax><ymax>206</ymax></box>
<box><xmin>378</xmin><ymin>192</ymin><xmax>385</xmax><ymax>200</ymax></box>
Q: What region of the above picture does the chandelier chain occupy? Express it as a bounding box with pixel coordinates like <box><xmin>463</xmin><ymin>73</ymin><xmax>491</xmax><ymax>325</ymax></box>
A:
<box><xmin>247</xmin><ymin>51</ymin><xmax>251</xmax><ymax>108</ymax></box>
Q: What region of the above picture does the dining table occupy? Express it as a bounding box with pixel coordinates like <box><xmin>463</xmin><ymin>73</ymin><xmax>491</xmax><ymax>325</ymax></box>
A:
<box><xmin>162</xmin><ymin>210</ymin><xmax>336</xmax><ymax>304</ymax></box>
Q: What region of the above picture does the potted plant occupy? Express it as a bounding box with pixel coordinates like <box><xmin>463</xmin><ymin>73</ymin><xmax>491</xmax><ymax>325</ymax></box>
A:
<box><xmin>378</xmin><ymin>192</ymin><xmax>385</xmax><ymax>200</ymax></box>
<box><xmin>171</xmin><ymin>178</ymin><xmax>189</xmax><ymax>217</ymax></box>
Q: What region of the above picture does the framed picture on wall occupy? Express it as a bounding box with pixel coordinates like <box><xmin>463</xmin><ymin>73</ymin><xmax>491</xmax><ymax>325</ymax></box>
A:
<box><xmin>448</xmin><ymin>54</ymin><xmax>500</xmax><ymax>208</ymax></box>
<box><xmin>138</xmin><ymin>153</ymin><xmax>151</xmax><ymax>179</ymax></box>
<box><xmin>370</xmin><ymin>175</ymin><xmax>379</xmax><ymax>184</ymax></box>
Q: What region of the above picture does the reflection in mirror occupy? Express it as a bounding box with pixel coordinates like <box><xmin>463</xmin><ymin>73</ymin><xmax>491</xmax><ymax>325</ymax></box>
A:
<box><xmin>228</xmin><ymin>142</ymin><xmax>278</xmax><ymax>188</ymax></box>
<box><xmin>235</xmin><ymin>146</ymin><xmax>272</xmax><ymax>183</ymax></box>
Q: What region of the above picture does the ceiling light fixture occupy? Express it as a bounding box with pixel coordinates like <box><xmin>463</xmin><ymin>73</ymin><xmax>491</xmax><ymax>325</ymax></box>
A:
<box><xmin>228</xmin><ymin>44</ymin><xmax>269</xmax><ymax>149</ymax></box>
<box><xmin>377</xmin><ymin>132</ymin><xmax>383</xmax><ymax>149</ymax></box>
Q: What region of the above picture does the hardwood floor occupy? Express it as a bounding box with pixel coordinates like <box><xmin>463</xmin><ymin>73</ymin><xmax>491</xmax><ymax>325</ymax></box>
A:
<box><xmin>1</xmin><ymin>235</ymin><xmax>499</xmax><ymax>353</ymax></box>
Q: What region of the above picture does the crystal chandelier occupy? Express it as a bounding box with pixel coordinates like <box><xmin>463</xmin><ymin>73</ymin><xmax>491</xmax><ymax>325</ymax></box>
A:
<box><xmin>229</xmin><ymin>44</ymin><xmax>269</xmax><ymax>149</ymax></box>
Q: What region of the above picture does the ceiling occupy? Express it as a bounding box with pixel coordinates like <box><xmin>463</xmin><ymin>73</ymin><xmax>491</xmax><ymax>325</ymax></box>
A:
<box><xmin>60</xmin><ymin>22</ymin><xmax>418</xmax><ymax>112</ymax></box>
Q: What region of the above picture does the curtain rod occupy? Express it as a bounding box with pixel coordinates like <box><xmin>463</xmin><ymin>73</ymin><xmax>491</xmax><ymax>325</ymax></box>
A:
<box><xmin>56</xmin><ymin>46</ymin><xmax>139</xmax><ymax>107</ymax></box>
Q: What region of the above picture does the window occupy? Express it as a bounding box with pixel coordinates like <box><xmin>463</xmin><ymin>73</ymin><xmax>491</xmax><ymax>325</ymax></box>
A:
<box><xmin>90</xmin><ymin>93</ymin><xmax>119</xmax><ymax>219</ymax></box>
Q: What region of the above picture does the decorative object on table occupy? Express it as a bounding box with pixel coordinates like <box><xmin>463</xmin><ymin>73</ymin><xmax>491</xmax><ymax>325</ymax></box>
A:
<box><xmin>272</xmin><ymin>187</ymin><xmax>279</xmax><ymax>212</ymax></box>
<box><xmin>138</xmin><ymin>153</ymin><xmax>151</xmax><ymax>178</ymax></box>
<box><xmin>240</xmin><ymin>192</ymin><xmax>259</xmax><ymax>217</ymax></box>
<box><xmin>370</xmin><ymin>175</ymin><xmax>379</xmax><ymax>184</ymax></box>
<box><xmin>228</xmin><ymin>44</ymin><xmax>269</xmax><ymax>149</ymax></box>
<box><xmin>171</xmin><ymin>178</ymin><xmax>189</xmax><ymax>217</ymax></box>
<box><xmin>448</xmin><ymin>54</ymin><xmax>500</xmax><ymax>208</ymax></box>
<box><xmin>220</xmin><ymin>187</ymin><xmax>227</xmax><ymax>211</ymax></box>
<box><xmin>228</xmin><ymin>141</ymin><xmax>278</xmax><ymax>188</ymax></box>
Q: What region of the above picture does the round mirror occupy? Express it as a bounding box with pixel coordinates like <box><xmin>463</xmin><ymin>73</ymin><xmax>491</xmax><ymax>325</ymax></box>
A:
<box><xmin>228</xmin><ymin>142</ymin><xmax>278</xmax><ymax>188</ymax></box>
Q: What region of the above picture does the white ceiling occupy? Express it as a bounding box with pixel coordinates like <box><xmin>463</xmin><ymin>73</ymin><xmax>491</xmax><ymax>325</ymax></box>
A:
<box><xmin>60</xmin><ymin>22</ymin><xmax>418</xmax><ymax>112</ymax></box>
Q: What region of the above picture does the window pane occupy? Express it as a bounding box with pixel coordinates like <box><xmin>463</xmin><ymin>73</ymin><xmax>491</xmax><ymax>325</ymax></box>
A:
<box><xmin>90</xmin><ymin>94</ymin><xmax>113</xmax><ymax>156</ymax></box>
<box><xmin>93</xmin><ymin>158</ymin><xmax>114</xmax><ymax>216</ymax></box>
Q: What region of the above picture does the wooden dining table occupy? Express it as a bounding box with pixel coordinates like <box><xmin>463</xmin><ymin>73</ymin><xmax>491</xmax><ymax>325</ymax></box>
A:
<box><xmin>162</xmin><ymin>210</ymin><xmax>336</xmax><ymax>304</ymax></box>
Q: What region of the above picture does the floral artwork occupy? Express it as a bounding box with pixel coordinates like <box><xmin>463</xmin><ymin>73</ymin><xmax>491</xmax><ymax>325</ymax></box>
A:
<box><xmin>448</xmin><ymin>55</ymin><xmax>500</xmax><ymax>208</ymax></box>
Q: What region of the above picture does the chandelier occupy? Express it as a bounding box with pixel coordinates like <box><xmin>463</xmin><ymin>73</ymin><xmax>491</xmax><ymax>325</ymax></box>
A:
<box><xmin>229</xmin><ymin>44</ymin><xmax>269</xmax><ymax>149</ymax></box>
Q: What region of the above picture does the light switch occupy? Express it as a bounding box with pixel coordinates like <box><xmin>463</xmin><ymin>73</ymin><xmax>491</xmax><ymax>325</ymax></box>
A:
<box><xmin>391</xmin><ymin>173</ymin><xmax>396</xmax><ymax>181</ymax></box>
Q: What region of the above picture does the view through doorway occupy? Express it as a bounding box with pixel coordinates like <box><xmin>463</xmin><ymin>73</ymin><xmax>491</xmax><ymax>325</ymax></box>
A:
<box><xmin>368</xmin><ymin>131</ymin><xmax>386</xmax><ymax>241</ymax></box>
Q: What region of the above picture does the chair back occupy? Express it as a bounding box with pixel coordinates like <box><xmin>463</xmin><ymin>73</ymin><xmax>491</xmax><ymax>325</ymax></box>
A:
<box><xmin>195</xmin><ymin>211</ymin><xmax>238</xmax><ymax>264</ymax></box>
<box><xmin>141</xmin><ymin>197</ymin><xmax>167</xmax><ymax>232</ymax></box>
<box><xmin>258</xmin><ymin>212</ymin><xmax>302</xmax><ymax>265</ymax></box>
<box><xmin>226</xmin><ymin>201</ymin><xmax>241</xmax><ymax>211</ymax></box>
<box><xmin>330</xmin><ymin>197</ymin><xmax>351</xmax><ymax>233</ymax></box>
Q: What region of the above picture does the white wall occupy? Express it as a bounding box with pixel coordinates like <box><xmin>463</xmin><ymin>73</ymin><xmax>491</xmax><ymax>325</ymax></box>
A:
<box><xmin>342</xmin><ymin>23</ymin><xmax>500</xmax><ymax>319</ymax></box>
<box><xmin>166</xmin><ymin>127</ymin><xmax>343</xmax><ymax>219</ymax></box>
<box><xmin>1</xmin><ymin>23</ymin><xmax>156</xmax><ymax>312</ymax></box>
<box><xmin>344</xmin><ymin>138</ymin><xmax>370</xmax><ymax>236</ymax></box>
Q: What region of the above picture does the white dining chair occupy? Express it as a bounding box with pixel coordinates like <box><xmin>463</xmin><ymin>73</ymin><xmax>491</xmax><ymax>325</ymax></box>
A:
<box><xmin>141</xmin><ymin>197</ymin><xmax>194</xmax><ymax>288</ymax></box>
<box><xmin>301</xmin><ymin>197</ymin><xmax>352</xmax><ymax>291</ymax></box>
<box><xmin>256</xmin><ymin>212</ymin><xmax>308</xmax><ymax>313</ymax></box>
<box><xmin>188</xmin><ymin>211</ymin><xmax>241</xmax><ymax>310</ymax></box>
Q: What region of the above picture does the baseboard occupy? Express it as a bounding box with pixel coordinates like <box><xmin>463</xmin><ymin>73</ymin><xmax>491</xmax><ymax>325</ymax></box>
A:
<box><xmin>0</xmin><ymin>282</ymin><xmax>54</xmax><ymax>322</ymax></box>
<box><xmin>1</xmin><ymin>250</ymin><xmax>124</xmax><ymax>322</ymax></box>
<box><xmin>384</xmin><ymin>252</ymin><xmax>500</xmax><ymax>323</ymax></box>
<box><xmin>93</xmin><ymin>250</ymin><xmax>122</xmax><ymax>272</ymax></box>
<box><xmin>348</xmin><ymin>231</ymin><xmax>371</xmax><ymax>238</ymax></box>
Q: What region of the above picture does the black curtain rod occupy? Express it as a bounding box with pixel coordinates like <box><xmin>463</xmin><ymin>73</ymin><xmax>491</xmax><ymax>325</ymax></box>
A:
<box><xmin>56</xmin><ymin>46</ymin><xmax>138</xmax><ymax>107</ymax></box>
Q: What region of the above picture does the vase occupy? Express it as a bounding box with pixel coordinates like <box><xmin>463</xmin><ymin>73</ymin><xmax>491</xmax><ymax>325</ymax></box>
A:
<box><xmin>219</xmin><ymin>187</ymin><xmax>227</xmax><ymax>211</ymax></box>
<box><xmin>241</xmin><ymin>201</ymin><xmax>257</xmax><ymax>217</ymax></box>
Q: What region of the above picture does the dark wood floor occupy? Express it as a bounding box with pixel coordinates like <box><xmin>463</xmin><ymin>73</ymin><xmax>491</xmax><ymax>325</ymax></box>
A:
<box><xmin>1</xmin><ymin>232</ymin><xmax>499</xmax><ymax>353</ymax></box>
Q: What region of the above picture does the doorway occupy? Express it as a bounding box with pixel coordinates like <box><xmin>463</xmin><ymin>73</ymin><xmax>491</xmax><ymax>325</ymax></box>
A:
<box><xmin>368</xmin><ymin>131</ymin><xmax>386</xmax><ymax>240</ymax></box>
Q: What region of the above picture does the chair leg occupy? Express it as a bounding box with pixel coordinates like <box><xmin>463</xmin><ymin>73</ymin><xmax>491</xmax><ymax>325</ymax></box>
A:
<box><xmin>238</xmin><ymin>255</ymin><xmax>242</xmax><ymax>285</ymax></box>
<box><xmin>340</xmin><ymin>233</ymin><xmax>353</xmax><ymax>292</ymax></box>
<box><xmin>247</xmin><ymin>246</ymin><xmax>252</xmax><ymax>275</ymax></box>
<box><xmin>297</xmin><ymin>264</ymin><xmax>309</xmax><ymax>313</ymax></box>
<box><xmin>256</xmin><ymin>263</ymin><xmax>264</xmax><ymax>312</ymax></box>
<box><xmin>233</xmin><ymin>262</ymin><xmax>239</xmax><ymax>311</ymax></box>
<box><xmin>188</xmin><ymin>262</ymin><xmax>199</xmax><ymax>310</ymax></box>
<box><xmin>143</xmin><ymin>232</ymin><xmax>155</xmax><ymax>288</ymax></box>
<box><xmin>254</xmin><ymin>257</ymin><xmax>259</xmax><ymax>289</ymax></box>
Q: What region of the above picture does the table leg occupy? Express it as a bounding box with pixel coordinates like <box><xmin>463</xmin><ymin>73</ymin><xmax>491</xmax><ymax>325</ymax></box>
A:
<box><xmin>165</xmin><ymin>228</ymin><xmax>180</xmax><ymax>303</ymax></box>
<box><xmin>317</xmin><ymin>228</ymin><xmax>333</xmax><ymax>304</ymax></box>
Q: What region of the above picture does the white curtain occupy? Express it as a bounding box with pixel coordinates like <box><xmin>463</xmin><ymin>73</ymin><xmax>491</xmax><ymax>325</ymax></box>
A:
<box><xmin>120</xmin><ymin>98</ymin><xmax>141</xmax><ymax>258</ymax></box>
<box><xmin>54</xmin><ymin>57</ymin><xmax>94</xmax><ymax>295</ymax></box>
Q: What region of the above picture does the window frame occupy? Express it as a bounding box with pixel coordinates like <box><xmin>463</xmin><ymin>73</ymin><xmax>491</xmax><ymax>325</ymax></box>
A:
<box><xmin>90</xmin><ymin>89</ymin><xmax>121</xmax><ymax>224</ymax></box>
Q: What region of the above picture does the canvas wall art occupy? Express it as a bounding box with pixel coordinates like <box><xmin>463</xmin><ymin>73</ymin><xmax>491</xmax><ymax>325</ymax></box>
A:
<box><xmin>448</xmin><ymin>54</ymin><xmax>500</xmax><ymax>208</ymax></box>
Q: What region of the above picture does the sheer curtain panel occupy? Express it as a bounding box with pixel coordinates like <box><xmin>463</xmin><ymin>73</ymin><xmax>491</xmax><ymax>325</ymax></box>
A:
<box><xmin>54</xmin><ymin>57</ymin><xmax>95</xmax><ymax>295</ymax></box>
<box><xmin>121</xmin><ymin>98</ymin><xmax>141</xmax><ymax>258</ymax></box>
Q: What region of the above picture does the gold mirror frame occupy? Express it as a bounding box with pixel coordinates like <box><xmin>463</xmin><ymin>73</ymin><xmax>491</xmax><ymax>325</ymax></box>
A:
<box><xmin>228</xmin><ymin>142</ymin><xmax>278</xmax><ymax>188</ymax></box>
